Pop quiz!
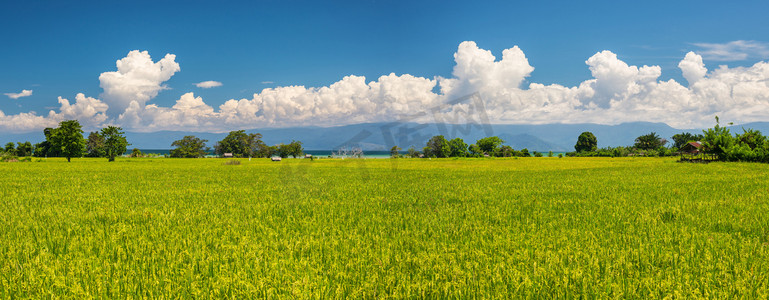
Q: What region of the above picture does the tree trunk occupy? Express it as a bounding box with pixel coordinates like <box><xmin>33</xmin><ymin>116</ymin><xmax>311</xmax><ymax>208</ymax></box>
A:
<box><xmin>67</xmin><ymin>156</ymin><xmax>71</xmax><ymax>162</ymax></box>
<box><xmin>109</xmin><ymin>156</ymin><xmax>115</xmax><ymax>162</ymax></box>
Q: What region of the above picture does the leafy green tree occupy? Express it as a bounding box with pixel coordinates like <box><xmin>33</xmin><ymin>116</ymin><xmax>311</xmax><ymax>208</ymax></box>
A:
<box><xmin>33</xmin><ymin>128</ymin><xmax>59</xmax><ymax>157</ymax></box>
<box><xmin>520</xmin><ymin>148</ymin><xmax>531</xmax><ymax>157</ymax></box>
<box><xmin>276</xmin><ymin>140</ymin><xmax>303</xmax><ymax>158</ymax></box>
<box><xmin>267</xmin><ymin>145</ymin><xmax>279</xmax><ymax>157</ymax></box>
<box><xmin>85</xmin><ymin>131</ymin><xmax>106</xmax><ymax>157</ymax></box>
<box><xmin>533</xmin><ymin>151</ymin><xmax>543</xmax><ymax>157</ymax></box>
<box><xmin>101</xmin><ymin>126</ymin><xmax>129</xmax><ymax>162</ymax></box>
<box><xmin>4</xmin><ymin>142</ymin><xmax>15</xmax><ymax>156</ymax></box>
<box><xmin>286</xmin><ymin>140</ymin><xmax>304</xmax><ymax>158</ymax></box>
<box><xmin>130</xmin><ymin>148</ymin><xmax>143</xmax><ymax>158</ymax></box>
<box><xmin>422</xmin><ymin>146</ymin><xmax>431</xmax><ymax>157</ymax></box>
<box><xmin>634</xmin><ymin>132</ymin><xmax>667</xmax><ymax>150</ymax></box>
<box><xmin>16</xmin><ymin>141</ymin><xmax>33</xmax><ymax>157</ymax></box>
<box><xmin>407</xmin><ymin>146</ymin><xmax>419</xmax><ymax>158</ymax></box>
<box><xmin>671</xmin><ymin>132</ymin><xmax>704</xmax><ymax>149</ymax></box>
<box><xmin>214</xmin><ymin>130</ymin><xmax>267</xmax><ymax>157</ymax></box>
<box><xmin>448</xmin><ymin>138</ymin><xmax>468</xmax><ymax>157</ymax></box>
<box><xmin>170</xmin><ymin>136</ymin><xmax>210</xmax><ymax>158</ymax></box>
<box><xmin>736</xmin><ymin>128</ymin><xmax>765</xmax><ymax>150</ymax></box>
<box><xmin>468</xmin><ymin>144</ymin><xmax>483</xmax><ymax>157</ymax></box>
<box><xmin>574</xmin><ymin>132</ymin><xmax>597</xmax><ymax>152</ymax></box>
<box><xmin>51</xmin><ymin>120</ymin><xmax>86</xmax><ymax>162</ymax></box>
<box><xmin>701</xmin><ymin>117</ymin><xmax>734</xmax><ymax>160</ymax></box>
<box><xmin>498</xmin><ymin>145</ymin><xmax>514</xmax><ymax>157</ymax></box>
<box><xmin>390</xmin><ymin>146</ymin><xmax>401</xmax><ymax>158</ymax></box>
<box><xmin>476</xmin><ymin>136</ymin><xmax>504</xmax><ymax>155</ymax></box>
<box><xmin>425</xmin><ymin>135</ymin><xmax>451</xmax><ymax>158</ymax></box>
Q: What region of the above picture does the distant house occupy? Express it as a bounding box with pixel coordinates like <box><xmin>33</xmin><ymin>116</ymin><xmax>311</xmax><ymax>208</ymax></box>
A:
<box><xmin>271</xmin><ymin>157</ymin><xmax>282</xmax><ymax>161</ymax></box>
<box><xmin>305</xmin><ymin>154</ymin><xmax>312</xmax><ymax>158</ymax></box>
<box><xmin>680</xmin><ymin>142</ymin><xmax>702</xmax><ymax>154</ymax></box>
<box><xmin>223</xmin><ymin>153</ymin><xmax>233</xmax><ymax>158</ymax></box>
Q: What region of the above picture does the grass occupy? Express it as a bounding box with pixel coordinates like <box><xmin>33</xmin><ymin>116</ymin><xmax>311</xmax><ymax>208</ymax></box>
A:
<box><xmin>1</xmin><ymin>157</ymin><xmax>768</xmax><ymax>298</ymax></box>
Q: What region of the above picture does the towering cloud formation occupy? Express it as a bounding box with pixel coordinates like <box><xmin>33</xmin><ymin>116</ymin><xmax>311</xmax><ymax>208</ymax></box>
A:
<box><xmin>98</xmin><ymin>50</ymin><xmax>180</xmax><ymax>115</ymax></box>
<box><xmin>2</xmin><ymin>41</ymin><xmax>769</xmax><ymax>133</ymax></box>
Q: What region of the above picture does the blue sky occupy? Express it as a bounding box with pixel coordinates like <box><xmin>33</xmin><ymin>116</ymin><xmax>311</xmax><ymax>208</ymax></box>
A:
<box><xmin>2</xmin><ymin>0</ymin><xmax>769</xmax><ymax>132</ymax></box>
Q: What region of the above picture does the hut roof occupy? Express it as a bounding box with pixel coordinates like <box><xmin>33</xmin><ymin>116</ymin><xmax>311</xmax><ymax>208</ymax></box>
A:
<box><xmin>680</xmin><ymin>141</ymin><xmax>702</xmax><ymax>153</ymax></box>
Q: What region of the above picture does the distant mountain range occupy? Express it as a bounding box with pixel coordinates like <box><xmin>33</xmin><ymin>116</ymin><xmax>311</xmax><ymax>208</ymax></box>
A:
<box><xmin>4</xmin><ymin>122</ymin><xmax>769</xmax><ymax>152</ymax></box>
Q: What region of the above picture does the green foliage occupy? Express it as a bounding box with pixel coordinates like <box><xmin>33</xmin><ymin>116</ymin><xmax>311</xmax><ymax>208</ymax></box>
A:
<box><xmin>276</xmin><ymin>140</ymin><xmax>303</xmax><ymax>158</ymax></box>
<box><xmin>4</xmin><ymin>142</ymin><xmax>16</xmax><ymax>156</ymax></box>
<box><xmin>101</xmin><ymin>126</ymin><xmax>129</xmax><ymax>162</ymax></box>
<box><xmin>390</xmin><ymin>146</ymin><xmax>401</xmax><ymax>158</ymax></box>
<box><xmin>130</xmin><ymin>148</ymin><xmax>143</xmax><ymax>158</ymax></box>
<box><xmin>15</xmin><ymin>141</ymin><xmax>33</xmax><ymax>157</ymax></box>
<box><xmin>701</xmin><ymin>119</ymin><xmax>734</xmax><ymax>161</ymax></box>
<box><xmin>170</xmin><ymin>136</ymin><xmax>210</xmax><ymax>158</ymax></box>
<box><xmin>214</xmin><ymin>130</ymin><xmax>267</xmax><ymax>158</ymax></box>
<box><xmin>425</xmin><ymin>135</ymin><xmax>451</xmax><ymax>158</ymax></box>
<box><xmin>468</xmin><ymin>144</ymin><xmax>482</xmax><ymax>157</ymax></box>
<box><xmin>498</xmin><ymin>145</ymin><xmax>514</xmax><ymax>157</ymax></box>
<box><xmin>33</xmin><ymin>128</ymin><xmax>59</xmax><ymax>157</ymax></box>
<box><xmin>671</xmin><ymin>132</ymin><xmax>704</xmax><ymax>149</ymax></box>
<box><xmin>407</xmin><ymin>146</ymin><xmax>420</xmax><ymax>158</ymax></box>
<box><xmin>448</xmin><ymin>138</ymin><xmax>468</xmax><ymax>157</ymax></box>
<box><xmin>736</xmin><ymin>128</ymin><xmax>766</xmax><ymax>150</ymax></box>
<box><xmin>85</xmin><ymin>131</ymin><xmax>106</xmax><ymax>157</ymax></box>
<box><xmin>476</xmin><ymin>136</ymin><xmax>504</xmax><ymax>155</ymax></box>
<box><xmin>634</xmin><ymin>132</ymin><xmax>667</xmax><ymax>150</ymax></box>
<box><xmin>50</xmin><ymin>120</ymin><xmax>86</xmax><ymax>162</ymax></box>
<box><xmin>574</xmin><ymin>132</ymin><xmax>597</xmax><ymax>152</ymax></box>
<box><xmin>569</xmin><ymin>146</ymin><xmax>635</xmax><ymax>157</ymax></box>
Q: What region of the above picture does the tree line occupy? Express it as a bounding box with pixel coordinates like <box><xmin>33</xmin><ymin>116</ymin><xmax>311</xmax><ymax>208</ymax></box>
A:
<box><xmin>570</xmin><ymin>117</ymin><xmax>769</xmax><ymax>162</ymax></box>
<box><xmin>391</xmin><ymin>135</ymin><xmax>546</xmax><ymax>158</ymax></box>
<box><xmin>1</xmin><ymin>121</ymin><xmax>306</xmax><ymax>161</ymax></box>
<box><xmin>4</xmin><ymin>117</ymin><xmax>769</xmax><ymax>163</ymax></box>
<box><xmin>167</xmin><ymin>131</ymin><xmax>304</xmax><ymax>158</ymax></box>
<box><xmin>1</xmin><ymin>120</ymin><xmax>129</xmax><ymax>162</ymax></box>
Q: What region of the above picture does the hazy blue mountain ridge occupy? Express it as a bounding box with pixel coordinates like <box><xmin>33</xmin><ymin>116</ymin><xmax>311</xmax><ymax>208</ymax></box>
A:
<box><xmin>3</xmin><ymin>122</ymin><xmax>769</xmax><ymax>152</ymax></box>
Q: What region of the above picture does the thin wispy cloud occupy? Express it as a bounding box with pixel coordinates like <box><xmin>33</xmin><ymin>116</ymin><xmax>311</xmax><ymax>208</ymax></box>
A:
<box><xmin>4</xmin><ymin>89</ymin><xmax>33</xmax><ymax>99</ymax></box>
<box><xmin>692</xmin><ymin>40</ymin><xmax>769</xmax><ymax>61</ymax></box>
<box><xmin>194</xmin><ymin>81</ymin><xmax>223</xmax><ymax>88</ymax></box>
<box><xmin>261</xmin><ymin>81</ymin><xmax>274</xmax><ymax>84</ymax></box>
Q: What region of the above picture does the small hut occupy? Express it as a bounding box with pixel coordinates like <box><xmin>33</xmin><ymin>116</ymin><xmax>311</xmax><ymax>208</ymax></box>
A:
<box><xmin>679</xmin><ymin>141</ymin><xmax>710</xmax><ymax>162</ymax></box>
<box><xmin>223</xmin><ymin>153</ymin><xmax>233</xmax><ymax>158</ymax></box>
<box><xmin>271</xmin><ymin>157</ymin><xmax>282</xmax><ymax>161</ymax></box>
<box><xmin>680</xmin><ymin>142</ymin><xmax>702</xmax><ymax>154</ymax></box>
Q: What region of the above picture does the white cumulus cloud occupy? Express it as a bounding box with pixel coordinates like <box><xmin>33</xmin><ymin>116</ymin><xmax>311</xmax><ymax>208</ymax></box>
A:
<box><xmin>99</xmin><ymin>50</ymin><xmax>180</xmax><ymax>114</ymax></box>
<box><xmin>195</xmin><ymin>81</ymin><xmax>223</xmax><ymax>88</ymax></box>
<box><xmin>90</xmin><ymin>43</ymin><xmax>769</xmax><ymax>131</ymax></box>
<box><xmin>4</xmin><ymin>89</ymin><xmax>33</xmax><ymax>99</ymax></box>
<box><xmin>3</xmin><ymin>43</ymin><xmax>769</xmax><ymax>133</ymax></box>
<box><xmin>0</xmin><ymin>93</ymin><xmax>109</xmax><ymax>132</ymax></box>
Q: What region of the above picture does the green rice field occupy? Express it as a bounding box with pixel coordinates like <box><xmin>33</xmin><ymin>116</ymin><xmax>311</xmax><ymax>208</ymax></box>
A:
<box><xmin>1</xmin><ymin>157</ymin><xmax>768</xmax><ymax>298</ymax></box>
